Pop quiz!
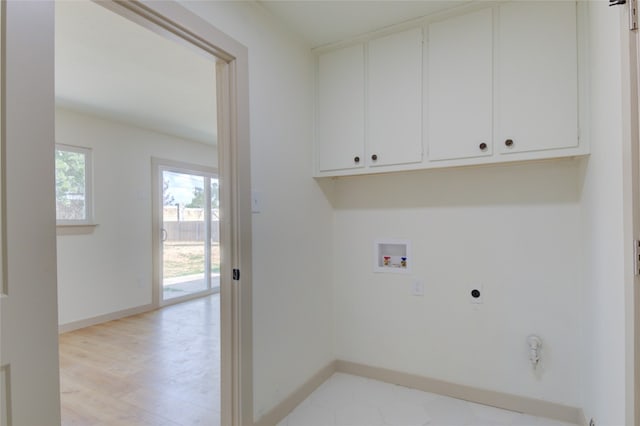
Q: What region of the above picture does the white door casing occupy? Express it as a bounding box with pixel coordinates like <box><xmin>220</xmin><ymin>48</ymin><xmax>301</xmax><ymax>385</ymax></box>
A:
<box><xmin>0</xmin><ymin>1</ymin><xmax>61</xmax><ymax>425</ymax></box>
<box><xmin>95</xmin><ymin>3</ymin><xmax>254</xmax><ymax>425</ymax></box>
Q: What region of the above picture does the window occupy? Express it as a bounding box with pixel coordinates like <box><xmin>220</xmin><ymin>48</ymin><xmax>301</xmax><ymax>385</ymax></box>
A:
<box><xmin>55</xmin><ymin>144</ymin><xmax>93</xmax><ymax>225</ymax></box>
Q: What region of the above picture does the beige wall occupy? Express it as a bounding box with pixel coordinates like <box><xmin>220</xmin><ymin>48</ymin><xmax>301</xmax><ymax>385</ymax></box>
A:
<box><xmin>331</xmin><ymin>160</ymin><xmax>583</xmax><ymax>407</ymax></box>
<box><xmin>179</xmin><ymin>2</ymin><xmax>336</xmax><ymax>420</ymax></box>
<box><xmin>181</xmin><ymin>1</ymin><xmax>632</xmax><ymax>421</ymax></box>
<box><xmin>580</xmin><ymin>2</ymin><xmax>628</xmax><ymax>424</ymax></box>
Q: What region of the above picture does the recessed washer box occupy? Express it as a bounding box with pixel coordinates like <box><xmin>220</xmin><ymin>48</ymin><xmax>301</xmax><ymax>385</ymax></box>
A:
<box><xmin>374</xmin><ymin>239</ymin><xmax>411</xmax><ymax>274</ymax></box>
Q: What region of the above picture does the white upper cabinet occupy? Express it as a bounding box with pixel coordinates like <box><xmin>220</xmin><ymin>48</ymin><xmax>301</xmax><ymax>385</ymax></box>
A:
<box><xmin>496</xmin><ymin>1</ymin><xmax>578</xmax><ymax>155</ymax></box>
<box><xmin>367</xmin><ymin>28</ymin><xmax>423</xmax><ymax>168</ymax></box>
<box><xmin>317</xmin><ymin>44</ymin><xmax>365</xmax><ymax>172</ymax></box>
<box><xmin>427</xmin><ymin>8</ymin><xmax>493</xmax><ymax>161</ymax></box>
<box><xmin>313</xmin><ymin>1</ymin><xmax>586</xmax><ymax>177</ymax></box>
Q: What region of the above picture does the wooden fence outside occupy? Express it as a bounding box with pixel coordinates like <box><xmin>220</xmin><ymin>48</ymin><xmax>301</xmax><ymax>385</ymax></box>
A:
<box><xmin>163</xmin><ymin>221</ymin><xmax>219</xmax><ymax>242</ymax></box>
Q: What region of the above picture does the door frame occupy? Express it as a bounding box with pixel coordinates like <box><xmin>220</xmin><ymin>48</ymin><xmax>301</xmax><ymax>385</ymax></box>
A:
<box><xmin>632</xmin><ymin>19</ymin><xmax>640</xmax><ymax>426</ymax></box>
<box><xmin>152</xmin><ymin>158</ymin><xmax>220</xmax><ymax>307</ymax></box>
<box><xmin>621</xmin><ymin>3</ymin><xmax>640</xmax><ymax>425</ymax></box>
<box><xmin>96</xmin><ymin>2</ymin><xmax>253</xmax><ymax>425</ymax></box>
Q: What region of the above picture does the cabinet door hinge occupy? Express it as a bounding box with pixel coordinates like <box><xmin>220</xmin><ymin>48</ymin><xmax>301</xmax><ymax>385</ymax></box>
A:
<box><xmin>233</xmin><ymin>268</ymin><xmax>240</xmax><ymax>281</ymax></box>
<box><xmin>634</xmin><ymin>240</ymin><xmax>640</xmax><ymax>275</ymax></box>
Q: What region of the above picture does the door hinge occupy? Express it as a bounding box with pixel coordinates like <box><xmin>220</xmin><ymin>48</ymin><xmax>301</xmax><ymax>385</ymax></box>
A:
<box><xmin>609</xmin><ymin>0</ymin><xmax>638</xmax><ymax>30</ymax></box>
<box><xmin>233</xmin><ymin>268</ymin><xmax>240</xmax><ymax>281</ymax></box>
<box><xmin>634</xmin><ymin>240</ymin><xmax>640</xmax><ymax>275</ymax></box>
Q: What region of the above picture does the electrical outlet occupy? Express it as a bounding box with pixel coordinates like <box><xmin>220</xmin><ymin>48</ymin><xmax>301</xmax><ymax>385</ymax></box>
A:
<box><xmin>411</xmin><ymin>280</ymin><xmax>424</xmax><ymax>296</ymax></box>
<box><xmin>469</xmin><ymin>284</ymin><xmax>483</xmax><ymax>304</ymax></box>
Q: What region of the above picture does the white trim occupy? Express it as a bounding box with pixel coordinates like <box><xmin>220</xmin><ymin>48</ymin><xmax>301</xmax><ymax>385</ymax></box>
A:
<box><xmin>336</xmin><ymin>360</ymin><xmax>584</xmax><ymax>425</ymax></box>
<box><xmin>622</xmin><ymin>4</ymin><xmax>640</xmax><ymax>425</ymax></box>
<box><xmin>73</xmin><ymin>2</ymin><xmax>254</xmax><ymax>423</ymax></box>
<box><xmin>58</xmin><ymin>303</ymin><xmax>155</xmax><ymax>334</ymax></box>
<box><xmin>55</xmin><ymin>224</ymin><xmax>98</xmax><ymax>236</ymax></box>
<box><xmin>0</xmin><ymin>364</ymin><xmax>11</xmax><ymax>426</ymax></box>
<box><xmin>254</xmin><ymin>361</ymin><xmax>337</xmax><ymax>426</ymax></box>
<box><xmin>635</xmin><ymin>24</ymin><xmax>640</xmax><ymax>426</ymax></box>
<box><xmin>256</xmin><ymin>360</ymin><xmax>586</xmax><ymax>426</ymax></box>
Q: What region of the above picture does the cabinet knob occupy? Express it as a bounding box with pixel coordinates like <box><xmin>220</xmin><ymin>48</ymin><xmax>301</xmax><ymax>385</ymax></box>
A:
<box><xmin>354</xmin><ymin>156</ymin><xmax>360</xmax><ymax>163</ymax></box>
<box><xmin>479</xmin><ymin>142</ymin><xmax>487</xmax><ymax>151</ymax></box>
<box><xmin>371</xmin><ymin>154</ymin><xmax>378</xmax><ymax>161</ymax></box>
<box><xmin>505</xmin><ymin>139</ymin><xmax>514</xmax><ymax>147</ymax></box>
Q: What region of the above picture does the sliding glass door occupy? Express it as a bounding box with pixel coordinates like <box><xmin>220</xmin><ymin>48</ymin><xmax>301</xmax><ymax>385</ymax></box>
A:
<box><xmin>160</xmin><ymin>167</ymin><xmax>219</xmax><ymax>303</ymax></box>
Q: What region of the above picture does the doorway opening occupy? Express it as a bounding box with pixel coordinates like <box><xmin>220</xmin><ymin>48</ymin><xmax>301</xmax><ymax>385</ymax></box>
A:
<box><xmin>55</xmin><ymin>1</ymin><xmax>230</xmax><ymax>424</ymax></box>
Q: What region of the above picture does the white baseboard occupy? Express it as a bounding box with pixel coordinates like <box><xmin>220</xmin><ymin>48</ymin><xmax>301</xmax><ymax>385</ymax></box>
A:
<box><xmin>336</xmin><ymin>360</ymin><xmax>584</xmax><ymax>425</ymax></box>
<box><xmin>58</xmin><ymin>303</ymin><xmax>156</xmax><ymax>334</ymax></box>
<box><xmin>254</xmin><ymin>359</ymin><xmax>585</xmax><ymax>426</ymax></box>
<box><xmin>254</xmin><ymin>361</ymin><xmax>337</xmax><ymax>426</ymax></box>
<box><xmin>578</xmin><ymin>409</ymin><xmax>589</xmax><ymax>426</ymax></box>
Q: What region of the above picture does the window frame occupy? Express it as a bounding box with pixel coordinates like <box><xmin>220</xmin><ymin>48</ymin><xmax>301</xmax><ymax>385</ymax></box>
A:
<box><xmin>55</xmin><ymin>143</ymin><xmax>94</xmax><ymax>226</ymax></box>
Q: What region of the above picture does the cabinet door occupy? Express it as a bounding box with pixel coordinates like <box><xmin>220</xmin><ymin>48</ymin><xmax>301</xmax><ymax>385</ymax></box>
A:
<box><xmin>317</xmin><ymin>44</ymin><xmax>365</xmax><ymax>172</ymax></box>
<box><xmin>496</xmin><ymin>1</ymin><xmax>578</xmax><ymax>154</ymax></box>
<box><xmin>368</xmin><ymin>28</ymin><xmax>423</xmax><ymax>168</ymax></box>
<box><xmin>427</xmin><ymin>8</ymin><xmax>493</xmax><ymax>161</ymax></box>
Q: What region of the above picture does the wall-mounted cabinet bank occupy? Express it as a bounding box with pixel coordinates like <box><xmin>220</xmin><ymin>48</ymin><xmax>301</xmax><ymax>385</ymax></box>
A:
<box><xmin>313</xmin><ymin>1</ymin><xmax>587</xmax><ymax>178</ymax></box>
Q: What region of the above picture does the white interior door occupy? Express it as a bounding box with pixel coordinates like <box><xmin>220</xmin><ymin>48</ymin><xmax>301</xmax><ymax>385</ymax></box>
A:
<box><xmin>0</xmin><ymin>2</ymin><xmax>61</xmax><ymax>424</ymax></box>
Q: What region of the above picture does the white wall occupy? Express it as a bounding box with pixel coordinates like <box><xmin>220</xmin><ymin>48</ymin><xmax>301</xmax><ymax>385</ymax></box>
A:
<box><xmin>331</xmin><ymin>160</ymin><xmax>583</xmax><ymax>407</ymax></box>
<box><xmin>580</xmin><ymin>2</ymin><xmax>628</xmax><ymax>424</ymax></box>
<box><xmin>178</xmin><ymin>2</ymin><xmax>335</xmax><ymax>420</ymax></box>
<box><xmin>55</xmin><ymin>107</ymin><xmax>217</xmax><ymax>326</ymax></box>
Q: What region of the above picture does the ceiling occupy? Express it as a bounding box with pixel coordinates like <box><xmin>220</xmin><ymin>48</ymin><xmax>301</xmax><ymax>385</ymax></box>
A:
<box><xmin>257</xmin><ymin>0</ymin><xmax>471</xmax><ymax>48</ymax></box>
<box><xmin>55</xmin><ymin>1</ymin><xmax>470</xmax><ymax>144</ymax></box>
<box><xmin>55</xmin><ymin>1</ymin><xmax>218</xmax><ymax>145</ymax></box>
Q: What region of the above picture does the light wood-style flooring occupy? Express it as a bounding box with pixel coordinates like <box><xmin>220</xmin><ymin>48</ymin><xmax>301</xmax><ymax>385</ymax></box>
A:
<box><xmin>59</xmin><ymin>295</ymin><xmax>221</xmax><ymax>426</ymax></box>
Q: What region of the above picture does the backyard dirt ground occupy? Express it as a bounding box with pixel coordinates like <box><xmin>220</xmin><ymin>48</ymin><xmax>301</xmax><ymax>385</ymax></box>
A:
<box><xmin>163</xmin><ymin>241</ymin><xmax>220</xmax><ymax>278</ymax></box>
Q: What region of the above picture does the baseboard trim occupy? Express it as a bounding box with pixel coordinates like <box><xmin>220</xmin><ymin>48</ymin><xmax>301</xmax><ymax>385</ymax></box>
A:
<box><xmin>254</xmin><ymin>360</ymin><xmax>337</xmax><ymax>426</ymax></box>
<box><xmin>578</xmin><ymin>409</ymin><xmax>589</xmax><ymax>426</ymax></box>
<box><xmin>336</xmin><ymin>360</ymin><xmax>583</xmax><ymax>425</ymax></box>
<box><xmin>58</xmin><ymin>303</ymin><xmax>156</xmax><ymax>334</ymax></box>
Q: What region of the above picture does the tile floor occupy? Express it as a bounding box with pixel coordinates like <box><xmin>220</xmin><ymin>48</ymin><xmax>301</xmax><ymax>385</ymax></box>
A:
<box><xmin>277</xmin><ymin>373</ymin><xmax>577</xmax><ymax>426</ymax></box>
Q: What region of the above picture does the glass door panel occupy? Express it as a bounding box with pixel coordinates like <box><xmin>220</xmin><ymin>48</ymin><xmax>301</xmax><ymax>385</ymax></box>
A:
<box><xmin>211</xmin><ymin>178</ymin><xmax>220</xmax><ymax>290</ymax></box>
<box><xmin>162</xmin><ymin>170</ymin><xmax>207</xmax><ymax>301</ymax></box>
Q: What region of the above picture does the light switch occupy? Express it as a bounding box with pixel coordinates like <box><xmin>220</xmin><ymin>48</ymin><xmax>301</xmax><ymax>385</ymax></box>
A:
<box><xmin>252</xmin><ymin>191</ymin><xmax>262</xmax><ymax>213</ymax></box>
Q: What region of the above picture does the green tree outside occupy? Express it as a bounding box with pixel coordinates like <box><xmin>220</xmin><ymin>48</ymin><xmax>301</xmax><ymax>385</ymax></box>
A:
<box><xmin>186</xmin><ymin>181</ymin><xmax>219</xmax><ymax>209</ymax></box>
<box><xmin>55</xmin><ymin>149</ymin><xmax>86</xmax><ymax>220</ymax></box>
